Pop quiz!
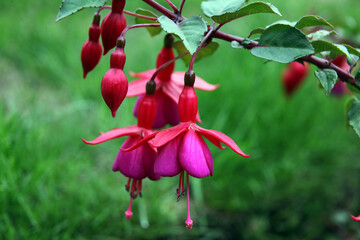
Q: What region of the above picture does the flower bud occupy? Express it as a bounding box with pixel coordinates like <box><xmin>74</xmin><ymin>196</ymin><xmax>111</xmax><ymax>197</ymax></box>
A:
<box><xmin>282</xmin><ymin>61</ymin><xmax>309</xmax><ymax>96</ymax></box>
<box><xmin>178</xmin><ymin>86</ymin><xmax>198</xmax><ymax>122</ymax></box>
<box><xmin>81</xmin><ymin>14</ymin><xmax>102</xmax><ymax>78</ymax></box>
<box><xmin>156</xmin><ymin>34</ymin><xmax>175</xmax><ymax>81</ymax></box>
<box><xmin>101</xmin><ymin>68</ymin><xmax>128</xmax><ymax>117</ymax></box>
<box><xmin>101</xmin><ymin>10</ymin><xmax>127</xmax><ymax>55</ymax></box>
<box><xmin>110</xmin><ymin>46</ymin><xmax>126</xmax><ymax>69</ymax></box>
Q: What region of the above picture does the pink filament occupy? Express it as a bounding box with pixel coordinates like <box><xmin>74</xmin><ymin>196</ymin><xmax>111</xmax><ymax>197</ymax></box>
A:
<box><xmin>185</xmin><ymin>172</ymin><xmax>193</xmax><ymax>229</ymax></box>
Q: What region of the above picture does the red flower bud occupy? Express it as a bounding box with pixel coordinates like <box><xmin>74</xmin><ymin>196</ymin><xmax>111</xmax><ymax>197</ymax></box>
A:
<box><xmin>156</xmin><ymin>35</ymin><xmax>175</xmax><ymax>81</ymax></box>
<box><xmin>330</xmin><ymin>55</ymin><xmax>351</xmax><ymax>96</ymax></box>
<box><xmin>101</xmin><ymin>69</ymin><xmax>128</xmax><ymax>118</ymax></box>
<box><xmin>101</xmin><ymin>48</ymin><xmax>128</xmax><ymax>118</ymax></box>
<box><xmin>101</xmin><ymin>2</ymin><xmax>127</xmax><ymax>55</ymax></box>
<box><xmin>178</xmin><ymin>86</ymin><xmax>198</xmax><ymax>122</ymax></box>
<box><xmin>282</xmin><ymin>61</ymin><xmax>309</xmax><ymax>96</ymax></box>
<box><xmin>81</xmin><ymin>14</ymin><xmax>102</xmax><ymax>78</ymax></box>
<box><xmin>137</xmin><ymin>94</ymin><xmax>157</xmax><ymax>129</ymax></box>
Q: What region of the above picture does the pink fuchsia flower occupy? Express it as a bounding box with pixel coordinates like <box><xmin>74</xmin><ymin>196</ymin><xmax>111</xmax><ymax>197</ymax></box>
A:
<box><xmin>351</xmin><ymin>215</ymin><xmax>360</xmax><ymax>221</ymax></box>
<box><xmin>127</xmin><ymin>34</ymin><xmax>218</xmax><ymax>128</ymax></box>
<box><xmin>83</xmin><ymin>89</ymin><xmax>159</xmax><ymax>220</ymax></box>
<box><xmin>128</xmin><ymin>71</ymin><xmax>249</xmax><ymax>228</ymax></box>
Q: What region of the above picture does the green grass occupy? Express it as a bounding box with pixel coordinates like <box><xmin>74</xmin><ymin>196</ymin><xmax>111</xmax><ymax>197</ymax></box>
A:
<box><xmin>1</xmin><ymin>0</ymin><xmax>360</xmax><ymax>239</ymax></box>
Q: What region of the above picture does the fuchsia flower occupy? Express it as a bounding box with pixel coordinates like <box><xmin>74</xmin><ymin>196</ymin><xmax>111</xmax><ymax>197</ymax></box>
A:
<box><xmin>127</xmin><ymin>34</ymin><xmax>218</xmax><ymax>128</ymax></box>
<box><xmin>126</xmin><ymin>71</ymin><xmax>250</xmax><ymax>229</ymax></box>
<box><xmin>83</xmin><ymin>85</ymin><xmax>159</xmax><ymax>220</ymax></box>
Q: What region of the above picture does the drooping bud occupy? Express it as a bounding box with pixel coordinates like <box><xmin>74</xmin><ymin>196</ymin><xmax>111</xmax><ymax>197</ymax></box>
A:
<box><xmin>81</xmin><ymin>13</ymin><xmax>103</xmax><ymax>78</ymax></box>
<box><xmin>156</xmin><ymin>34</ymin><xmax>175</xmax><ymax>81</ymax></box>
<box><xmin>282</xmin><ymin>61</ymin><xmax>309</xmax><ymax>96</ymax></box>
<box><xmin>178</xmin><ymin>71</ymin><xmax>198</xmax><ymax>122</ymax></box>
<box><xmin>331</xmin><ymin>55</ymin><xmax>351</xmax><ymax>96</ymax></box>
<box><xmin>101</xmin><ymin>45</ymin><xmax>128</xmax><ymax>117</ymax></box>
<box><xmin>101</xmin><ymin>0</ymin><xmax>127</xmax><ymax>55</ymax></box>
<box><xmin>137</xmin><ymin>81</ymin><xmax>157</xmax><ymax>129</ymax></box>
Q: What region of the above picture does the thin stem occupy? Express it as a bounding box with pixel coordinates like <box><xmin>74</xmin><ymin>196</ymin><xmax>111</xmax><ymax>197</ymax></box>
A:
<box><xmin>142</xmin><ymin>0</ymin><xmax>180</xmax><ymax>20</ymax></box>
<box><xmin>188</xmin><ymin>24</ymin><xmax>215</xmax><ymax>72</ymax></box>
<box><xmin>124</xmin><ymin>10</ymin><xmax>157</xmax><ymax>21</ymax></box>
<box><xmin>150</xmin><ymin>51</ymin><xmax>189</xmax><ymax>81</ymax></box>
<box><xmin>179</xmin><ymin>0</ymin><xmax>186</xmax><ymax>15</ymax></box>
<box><xmin>96</xmin><ymin>6</ymin><xmax>111</xmax><ymax>15</ymax></box>
<box><xmin>119</xmin><ymin>23</ymin><xmax>160</xmax><ymax>40</ymax></box>
<box><xmin>165</xmin><ymin>0</ymin><xmax>178</xmax><ymax>12</ymax></box>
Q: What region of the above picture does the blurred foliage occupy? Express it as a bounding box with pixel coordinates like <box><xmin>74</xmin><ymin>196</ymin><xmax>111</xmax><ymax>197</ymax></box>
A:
<box><xmin>0</xmin><ymin>0</ymin><xmax>360</xmax><ymax>239</ymax></box>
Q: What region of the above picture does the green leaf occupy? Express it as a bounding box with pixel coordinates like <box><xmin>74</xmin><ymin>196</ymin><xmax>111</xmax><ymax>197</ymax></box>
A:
<box><xmin>344</xmin><ymin>45</ymin><xmax>360</xmax><ymax>58</ymax></box>
<box><xmin>201</xmin><ymin>0</ymin><xmax>246</xmax><ymax>19</ymax></box>
<box><xmin>312</xmin><ymin>40</ymin><xmax>350</xmax><ymax>58</ymax></box>
<box><xmin>294</xmin><ymin>15</ymin><xmax>334</xmax><ymax>29</ymax></box>
<box><xmin>250</xmin><ymin>24</ymin><xmax>314</xmax><ymax>63</ymax></box>
<box><xmin>314</xmin><ymin>68</ymin><xmax>338</xmax><ymax>95</ymax></box>
<box><xmin>347</xmin><ymin>100</ymin><xmax>360</xmax><ymax>137</ymax></box>
<box><xmin>307</xmin><ymin>30</ymin><xmax>336</xmax><ymax>41</ymax></box>
<box><xmin>248</xmin><ymin>27</ymin><xmax>265</xmax><ymax>37</ymax></box>
<box><xmin>135</xmin><ymin>9</ymin><xmax>161</xmax><ymax>36</ymax></box>
<box><xmin>56</xmin><ymin>0</ymin><xmax>107</xmax><ymax>21</ymax></box>
<box><xmin>158</xmin><ymin>16</ymin><xmax>207</xmax><ymax>54</ymax></box>
<box><xmin>209</xmin><ymin>1</ymin><xmax>282</xmax><ymax>24</ymax></box>
<box><xmin>173</xmin><ymin>41</ymin><xmax>220</xmax><ymax>66</ymax></box>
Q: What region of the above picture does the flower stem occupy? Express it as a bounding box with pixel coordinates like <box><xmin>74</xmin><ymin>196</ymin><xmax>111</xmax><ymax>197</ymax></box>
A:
<box><xmin>179</xmin><ymin>0</ymin><xmax>186</xmax><ymax>15</ymax></box>
<box><xmin>124</xmin><ymin>10</ymin><xmax>157</xmax><ymax>21</ymax></box>
<box><xmin>188</xmin><ymin>23</ymin><xmax>215</xmax><ymax>72</ymax></box>
<box><xmin>119</xmin><ymin>23</ymin><xmax>160</xmax><ymax>42</ymax></box>
<box><xmin>96</xmin><ymin>6</ymin><xmax>111</xmax><ymax>15</ymax></box>
<box><xmin>165</xmin><ymin>0</ymin><xmax>178</xmax><ymax>12</ymax></box>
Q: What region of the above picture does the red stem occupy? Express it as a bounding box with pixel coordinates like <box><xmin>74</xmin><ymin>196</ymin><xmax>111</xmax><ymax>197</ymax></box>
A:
<box><xmin>165</xmin><ymin>0</ymin><xmax>178</xmax><ymax>12</ymax></box>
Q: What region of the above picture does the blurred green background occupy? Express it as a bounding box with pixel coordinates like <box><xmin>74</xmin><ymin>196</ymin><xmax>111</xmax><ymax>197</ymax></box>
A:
<box><xmin>1</xmin><ymin>0</ymin><xmax>360</xmax><ymax>239</ymax></box>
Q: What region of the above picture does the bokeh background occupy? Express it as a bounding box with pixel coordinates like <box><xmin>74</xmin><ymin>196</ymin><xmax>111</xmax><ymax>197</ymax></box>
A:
<box><xmin>1</xmin><ymin>0</ymin><xmax>360</xmax><ymax>239</ymax></box>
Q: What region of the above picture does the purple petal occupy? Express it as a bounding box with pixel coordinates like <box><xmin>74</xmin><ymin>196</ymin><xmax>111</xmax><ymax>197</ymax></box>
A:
<box><xmin>179</xmin><ymin>130</ymin><xmax>211</xmax><ymax>178</ymax></box>
<box><xmin>142</xmin><ymin>143</ymin><xmax>161</xmax><ymax>180</ymax></box>
<box><xmin>163</xmin><ymin>94</ymin><xmax>180</xmax><ymax>126</ymax></box>
<box><xmin>154</xmin><ymin>135</ymin><xmax>183</xmax><ymax>177</ymax></box>
<box><xmin>152</xmin><ymin>90</ymin><xmax>167</xmax><ymax>129</ymax></box>
<box><xmin>113</xmin><ymin>135</ymin><xmax>147</xmax><ymax>179</ymax></box>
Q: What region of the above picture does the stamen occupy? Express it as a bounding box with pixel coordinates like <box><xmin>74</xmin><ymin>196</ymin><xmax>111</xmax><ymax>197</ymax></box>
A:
<box><xmin>130</xmin><ymin>179</ymin><xmax>138</xmax><ymax>199</ymax></box>
<box><xmin>125</xmin><ymin>197</ymin><xmax>133</xmax><ymax>220</ymax></box>
<box><xmin>177</xmin><ymin>172</ymin><xmax>183</xmax><ymax>201</ymax></box>
<box><xmin>125</xmin><ymin>178</ymin><xmax>131</xmax><ymax>192</ymax></box>
<box><xmin>136</xmin><ymin>180</ymin><xmax>143</xmax><ymax>198</ymax></box>
<box><xmin>185</xmin><ymin>172</ymin><xmax>193</xmax><ymax>229</ymax></box>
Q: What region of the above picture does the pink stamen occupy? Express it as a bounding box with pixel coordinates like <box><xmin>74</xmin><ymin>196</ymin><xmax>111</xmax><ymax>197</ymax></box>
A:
<box><xmin>185</xmin><ymin>172</ymin><xmax>193</xmax><ymax>229</ymax></box>
<box><xmin>125</xmin><ymin>197</ymin><xmax>133</xmax><ymax>220</ymax></box>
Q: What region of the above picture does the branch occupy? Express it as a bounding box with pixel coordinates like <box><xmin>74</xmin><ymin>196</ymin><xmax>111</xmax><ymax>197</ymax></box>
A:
<box><xmin>141</xmin><ymin>0</ymin><xmax>360</xmax><ymax>90</ymax></box>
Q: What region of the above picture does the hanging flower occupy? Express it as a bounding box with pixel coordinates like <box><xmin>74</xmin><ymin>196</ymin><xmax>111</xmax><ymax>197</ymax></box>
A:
<box><xmin>127</xmin><ymin>34</ymin><xmax>218</xmax><ymax>128</ymax></box>
<box><xmin>83</xmin><ymin>84</ymin><xmax>159</xmax><ymax>220</ymax></box>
